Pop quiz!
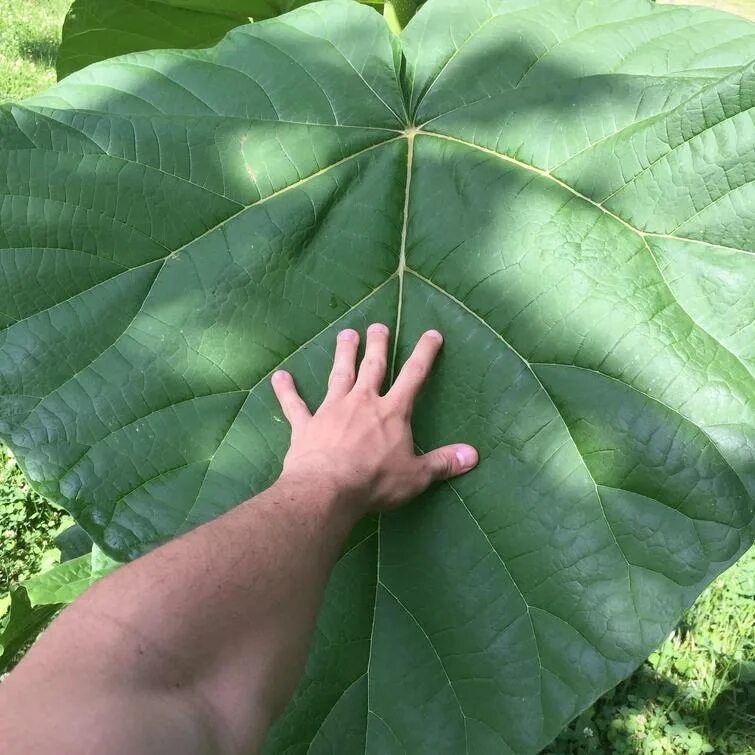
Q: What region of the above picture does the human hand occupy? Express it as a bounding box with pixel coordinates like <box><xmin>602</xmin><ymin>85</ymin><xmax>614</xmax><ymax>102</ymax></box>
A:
<box><xmin>271</xmin><ymin>324</ymin><xmax>478</xmax><ymax>515</ymax></box>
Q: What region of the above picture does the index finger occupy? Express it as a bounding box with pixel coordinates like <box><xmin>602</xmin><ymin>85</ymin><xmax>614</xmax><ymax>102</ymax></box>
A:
<box><xmin>387</xmin><ymin>330</ymin><xmax>443</xmax><ymax>412</ymax></box>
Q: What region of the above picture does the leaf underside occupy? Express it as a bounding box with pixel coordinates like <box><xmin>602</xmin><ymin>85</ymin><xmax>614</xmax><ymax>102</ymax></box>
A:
<box><xmin>2</xmin><ymin>0</ymin><xmax>754</xmax><ymax>751</ymax></box>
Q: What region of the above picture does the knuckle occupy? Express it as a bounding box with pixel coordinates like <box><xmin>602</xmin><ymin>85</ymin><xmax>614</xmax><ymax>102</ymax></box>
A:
<box><xmin>385</xmin><ymin>394</ymin><xmax>406</xmax><ymax>412</ymax></box>
<box><xmin>421</xmin><ymin>463</ymin><xmax>437</xmax><ymax>487</ymax></box>
<box><xmin>330</xmin><ymin>367</ymin><xmax>355</xmax><ymax>384</ymax></box>
<box><xmin>277</xmin><ymin>388</ymin><xmax>294</xmax><ymax>403</ymax></box>
<box><xmin>434</xmin><ymin>453</ymin><xmax>454</xmax><ymax>478</ymax></box>
<box><xmin>286</xmin><ymin>396</ymin><xmax>304</xmax><ymax>411</ymax></box>
<box><xmin>407</xmin><ymin>362</ymin><xmax>428</xmax><ymax>380</ymax></box>
<box><xmin>364</xmin><ymin>356</ymin><xmax>386</xmax><ymax>372</ymax></box>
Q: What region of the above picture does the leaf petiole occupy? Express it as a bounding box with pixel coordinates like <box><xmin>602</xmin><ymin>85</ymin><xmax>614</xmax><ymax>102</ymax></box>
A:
<box><xmin>383</xmin><ymin>0</ymin><xmax>418</xmax><ymax>33</ymax></box>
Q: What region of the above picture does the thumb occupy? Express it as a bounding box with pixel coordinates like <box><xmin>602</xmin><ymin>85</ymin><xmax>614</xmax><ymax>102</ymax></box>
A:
<box><xmin>421</xmin><ymin>444</ymin><xmax>479</xmax><ymax>484</ymax></box>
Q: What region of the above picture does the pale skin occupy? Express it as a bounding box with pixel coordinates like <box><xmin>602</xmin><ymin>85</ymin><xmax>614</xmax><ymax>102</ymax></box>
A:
<box><xmin>0</xmin><ymin>323</ymin><xmax>478</xmax><ymax>755</ymax></box>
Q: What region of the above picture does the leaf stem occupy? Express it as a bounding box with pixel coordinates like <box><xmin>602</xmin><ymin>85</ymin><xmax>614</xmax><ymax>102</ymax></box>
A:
<box><xmin>383</xmin><ymin>0</ymin><xmax>419</xmax><ymax>34</ymax></box>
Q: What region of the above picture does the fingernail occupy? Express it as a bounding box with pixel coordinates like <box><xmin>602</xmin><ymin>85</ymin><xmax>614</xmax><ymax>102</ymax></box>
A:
<box><xmin>272</xmin><ymin>370</ymin><xmax>288</xmax><ymax>382</ymax></box>
<box><xmin>455</xmin><ymin>446</ymin><xmax>478</xmax><ymax>470</ymax></box>
<box><xmin>368</xmin><ymin>323</ymin><xmax>389</xmax><ymax>335</ymax></box>
<box><xmin>426</xmin><ymin>329</ymin><xmax>443</xmax><ymax>342</ymax></box>
<box><xmin>338</xmin><ymin>329</ymin><xmax>358</xmax><ymax>341</ymax></box>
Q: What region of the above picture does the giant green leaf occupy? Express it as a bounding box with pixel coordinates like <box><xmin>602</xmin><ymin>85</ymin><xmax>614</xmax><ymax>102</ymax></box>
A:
<box><xmin>2</xmin><ymin>0</ymin><xmax>754</xmax><ymax>751</ymax></box>
<box><xmin>56</xmin><ymin>0</ymin><xmax>385</xmax><ymax>79</ymax></box>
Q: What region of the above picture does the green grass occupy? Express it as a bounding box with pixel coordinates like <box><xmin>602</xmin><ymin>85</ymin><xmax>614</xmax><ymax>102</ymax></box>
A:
<box><xmin>547</xmin><ymin>549</ymin><xmax>755</xmax><ymax>754</ymax></box>
<box><xmin>0</xmin><ymin>0</ymin><xmax>70</xmax><ymax>102</ymax></box>
<box><xmin>1</xmin><ymin>1</ymin><xmax>754</xmax><ymax>752</ymax></box>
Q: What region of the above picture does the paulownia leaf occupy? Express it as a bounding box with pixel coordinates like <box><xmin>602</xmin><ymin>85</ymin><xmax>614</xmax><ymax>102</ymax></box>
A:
<box><xmin>2</xmin><ymin>0</ymin><xmax>754</xmax><ymax>751</ymax></box>
<box><xmin>56</xmin><ymin>0</ymin><xmax>385</xmax><ymax>79</ymax></box>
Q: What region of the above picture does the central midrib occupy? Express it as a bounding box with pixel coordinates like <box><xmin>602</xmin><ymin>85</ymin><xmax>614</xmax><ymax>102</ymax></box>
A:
<box><xmin>364</xmin><ymin>126</ymin><xmax>415</xmax><ymax>747</ymax></box>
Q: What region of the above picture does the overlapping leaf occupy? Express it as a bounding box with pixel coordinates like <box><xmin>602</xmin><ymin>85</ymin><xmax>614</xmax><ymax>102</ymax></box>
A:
<box><xmin>0</xmin><ymin>547</ymin><xmax>119</xmax><ymax>671</ymax></box>
<box><xmin>1</xmin><ymin>0</ymin><xmax>754</xmax><ymax>751</ymax></box>
<box><xmin>56</xmin><ymin>0</ymin><xmax>385</xmax><ymax>78</ymax></box>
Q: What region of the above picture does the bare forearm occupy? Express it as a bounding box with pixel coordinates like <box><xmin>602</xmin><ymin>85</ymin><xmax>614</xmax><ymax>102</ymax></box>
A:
<box><xmin>1</xmin><ymin>475</ymin><xmax>356</xmax><ymax>755</ymax></box>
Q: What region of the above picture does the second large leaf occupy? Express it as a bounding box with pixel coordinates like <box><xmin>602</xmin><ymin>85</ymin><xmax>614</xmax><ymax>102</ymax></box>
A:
<box><xmin>1</xmin><ymin>0</ymin><xmax>754</xmax><ymax>752</ymax></box>
<box><xmin>55</xmin><ymin>0</ymin><xmax>381</xmax><ymax>78</ymax></box>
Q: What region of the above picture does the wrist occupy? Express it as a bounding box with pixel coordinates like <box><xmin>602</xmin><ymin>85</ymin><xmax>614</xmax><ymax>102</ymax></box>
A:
<box><xmin>270</xmin><ymin>469</ymin><xmax>362</xmax><ymax>527</ymax></box>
